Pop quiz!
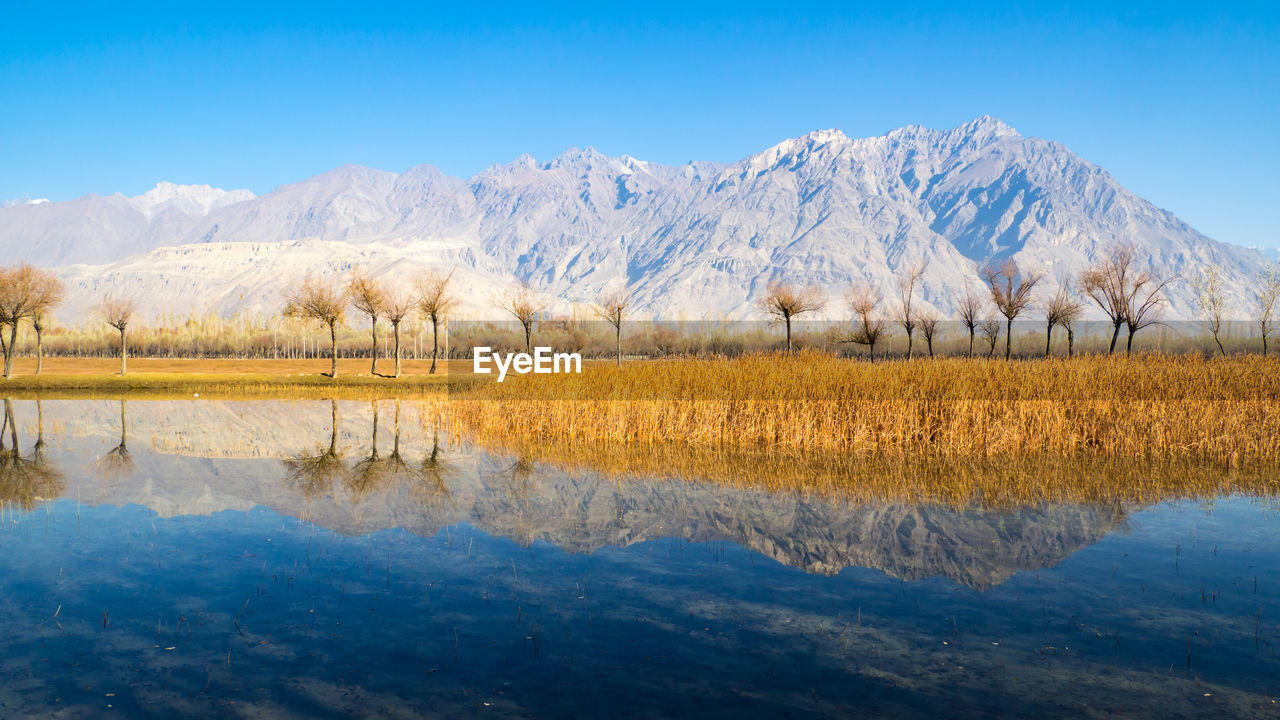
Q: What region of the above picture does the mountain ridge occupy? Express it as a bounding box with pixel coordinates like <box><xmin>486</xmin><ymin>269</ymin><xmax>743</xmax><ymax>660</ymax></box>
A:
<box><xmin>3</xmin><ymin>117</ymin><xmax>1269</xmax><ymax>322</ymax></box>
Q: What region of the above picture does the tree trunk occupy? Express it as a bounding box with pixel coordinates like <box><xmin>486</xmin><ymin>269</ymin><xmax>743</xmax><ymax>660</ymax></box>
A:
<box><xmin>1045</xmin><ymin>322</ymin><xmax>1053</xmax><ymax>357</ymax></box>
<box><xmin>1213</xmin><ymin>332</ymin><xmax>1226</xmax><ymax>357</ymax></box>
<box><xmin>119</xmin><ymin>327</ymin><xmax>128</xmax><ymax>375</ymax></box>
<box><xmin>615</xmin><ymin>325</ymin><xmax>622</xmax><ymax>367</ymax></box>
<box><xmin>524</xmin><ymin>323</ymin><xmax>532</xmax><ymax>353</ymax></box>
<box><xmin>926</xmin><ymin>337</ymin><xmax>934</xmax><ymax>357</ymax></box>
<box><xmin>429</xmin><ymin>318</ymin><xmax>439</xmax><ymax>374</ymax></box>
<box><xmin>35</xmin><ymin>326</ymin><xmax>44</xmax><ymax>375</ymax></box>
<box><xmin>1</xmin><ymin>323</ymin><xmax>13</xmax><ymax>378</ymax></box>
<box><xmin>0</xmin><ymin>324</ymin><xmax>9</xmax><ymax>378</ymax></box>
<box><xmin>1108</xmin><ymin>320</ymin><xmax>1122</xmax><ymax>354</ymax></box>
<box><xmin>868</xmin><ymin>341</ymin><xmax>876</xmax><ymax>363</ymax></box>
<box><xmin>785</xmin><ymin>315</ymin><xmax>793</xmax><ymax>354</ymax></box>
<box><xmin>1005</xmin><ymin>318</ymin><xmax>1013</xmax><ymax>360</ymax></box>
<box><xmin>329</xmin><ymin>322</ymin><xmax>338</xmax><ymax>378</ymax></box>
<box><xmin>905</xmin><ymin>331</ymin><xmax>913</xmax><ymax>360</ymax></box>
<box><xmin>1264</xmin><ymin>331</ymin><xmax>1269</xmax><ymax>357</ymax></box>
<box><xmin>967</xmin><ymin>329</ymin><xmax>974</xmax><ymax>358</ymax></box>
<box><xmin>369</xmin><ymin>317</ymin><xmax>379</xmax><ymax>375</ymax></box>
<box><xmin>393</xmin><ymin>322</ymin><xmax>402</xmax><ymax>378</ymax></box>
<box><xmin>1126</xmin><ymin>328</ymin><xmax>1135</xmax><ymax>356</ymax></box>
<box><xmin>1067</xmin><ymin>328</ymin><xmax>1075</xmax><ymax>357</ymax></box>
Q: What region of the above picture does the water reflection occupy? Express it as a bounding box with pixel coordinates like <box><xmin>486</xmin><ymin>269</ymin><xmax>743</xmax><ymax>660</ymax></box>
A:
<box><xmin>0</xmin><ymin>398</ymin><xmax>65</xmax><ymax>509</ymax></box>
<box><xmin>0</xmin><ymin>397</ymin><xmax>1224</xmax><ymax>587</ymax></box>
<box><xmin>94</xmin><ymin>398</ymin><xmax>133</xmax><ymax>478</ymax></box>
<box><xmin>0</xmin><ymin>397</ymin><xmax>1276</xmax><ymax>718</ymax></box>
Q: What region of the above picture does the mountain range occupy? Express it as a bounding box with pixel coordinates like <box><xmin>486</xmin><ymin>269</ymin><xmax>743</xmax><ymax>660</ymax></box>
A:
<box><xmin>1</xmin><ymin>117</ymin><xmax>1268</xmax><ymax>322</ymax></box>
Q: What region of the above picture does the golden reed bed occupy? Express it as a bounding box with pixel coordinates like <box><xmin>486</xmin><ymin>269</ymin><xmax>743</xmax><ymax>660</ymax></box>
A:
<box><xmin>447</xmin><ymin>352</ymin><xmax>1280</xmax><ymax>463</ymax></box>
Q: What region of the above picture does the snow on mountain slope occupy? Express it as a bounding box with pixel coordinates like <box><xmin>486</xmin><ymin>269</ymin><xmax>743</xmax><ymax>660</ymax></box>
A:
<box><xmin>0</xmin><ymin>182</ymin><xmax>255</xmax><ymax>265</ymax></box>
<box><xmin>6</xmin><ymin>117</ymin><xmax>1272</xmax><ymax>322</ymax></box>
<box><xmin>129</xmin><ymin>181</ymin><xmax>255</xmax><ymax>220</ymax></box>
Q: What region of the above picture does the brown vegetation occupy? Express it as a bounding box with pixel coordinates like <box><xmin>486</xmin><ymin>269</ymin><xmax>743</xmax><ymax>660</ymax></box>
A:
<box><xmin>983</xmin><ymin>260</ymin><xmax>1044</xmax><ymax>360</ymax></box>
<box><xmin>495</xmin><ymin>282</ymin><xmax>545</xmax><ymax>353</ymax></box>
<box><xmin>416</xmin><ymin>269</ymin><xmax>458</xmax><ymax>374</ymax></box>
<box><xmin>594</xmin><ymin>286</ymin><xmax>632</xmax><ymax>366</ymax></box>
<box><xmin>756</xmin><ymin>281</ymin><xmax>825</xmax><ymax>353</ymax></box>
<box><xmin>96</xmin><ymin>295</ymin><xmax>136</xmax><ymax>376</ymax></box>
<box><xmin>284</xmin><ymin>274</ymin><xmax>348</xmax><ymax>377</ymax></box>
<box><xmin>446</xmin><ymin>351</ymin><xmax>1280</xmax><ymax>463</ymax></box>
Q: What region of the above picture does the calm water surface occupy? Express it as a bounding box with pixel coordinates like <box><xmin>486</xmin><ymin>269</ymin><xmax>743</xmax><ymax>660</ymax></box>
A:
<box><xmin>0</xmin><ymin>399</ymin><xmax>1277</xmax><ymax>718</ymax></box>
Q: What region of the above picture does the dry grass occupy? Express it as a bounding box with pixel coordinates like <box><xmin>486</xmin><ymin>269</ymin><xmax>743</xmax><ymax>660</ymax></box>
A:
<box><xmin>448</xmin><ymin>351</ymin><xmax>1280</xmax><ymax>462</ymax></box>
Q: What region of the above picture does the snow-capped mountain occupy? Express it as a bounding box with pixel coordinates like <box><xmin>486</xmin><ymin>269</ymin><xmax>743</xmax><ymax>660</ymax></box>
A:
<box><xmin>0</xmin><ymin>182</ymin><xmax>256</xmax><ymax>266</ymax></box>
<box><xmin>3</xmin><ymin>117</ymin><xmax>1271</xmax><ymax>322</ymax></box>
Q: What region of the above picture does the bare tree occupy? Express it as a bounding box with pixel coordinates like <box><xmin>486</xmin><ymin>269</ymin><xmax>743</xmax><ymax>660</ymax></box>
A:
<box><xmin>756</xmin><ymin>281</ymin><xmax>825</xmax><ymax>354</ymax></box>
<box><xmin>893</xmin><ymin>262</ymin><xmax>926</xmax><ymax>359</ymax></box>
<box><xmin>845</xmin><ymin>283</ymin><xmax>888</xmax><ymax>361</ymax></box>
<box><xmin>982</xmin><ymin>260</ymin><xmax>1045</xmax><ymax>359</ymax></box>
<box><xmin>1192</xmin><ymin>266</ymin><xmax>1227</xmax><ymax>356</ymax></box>
<box><xmin>383</xmin><ymin>291</ymin><xmax>415</xmax><ymax>378</ymax></box>
<box><xmin>1044</xmin><ymin>280</ymin><xmax>1085</xmax><ymax>357</ymax></box>
<box><xmin>0</xmin><ymin>264</ymin><xmax>40</xmax><ymax>378</ymax></box>
<box><xmin>284</xmin><ymin>274</ymin><xmax>348</xmax><ymax>378</ymax></box>
<box><xmin>1256</xmin><ymin>264</ymin><xmax>1280</xmax><ymax>356</ymax></box>
<box><xmin>979</xmin><ymin>319</ymin><xmax>1001</xmax><ymax>359</ymax></box>
<box><xmin>594</xmin><ymin>286</ymin><xmax>632</xmax><ymax>367</ymax></box>
<box><xmin>1123</xmin><ymin>272</ymin><xmax>1172</xmax><ymax>356</ymax></box>
<box><xmin>918</xmin><ymin>310</ymin><xmax>940</xmax><ymax>358</ymax></box>
<box><xmin>496</xmin><ymin>282</ymin><xmax>546</xmax><ymax>353</ymax></box>
<box><xmin>349</xmin><ymin>269</ymin><xmax>387</xmax><ymax>375</ymax></box>
<box><xmin>28</xmin><ymin>269</ymin><xmax>64</xmax><ymax>376</ymax></box>
<box><xmin>956</xmin><ymin>280</ymin><xmax>983</xmax><ymax>358</ymax></box>
<box><xmin>416</xmin><ymin>269</ymin><xmax>458</xmax><ymax>374</ymax></box>
<box><xmin>1080</xmin><ymin>244</ymin><xmax>1138</xmax><ymax>354</ymax></box>
<box><xmin>96</xmin><ymin>296</ymin><xmax>136</xmax><ymax>376</ymax></box>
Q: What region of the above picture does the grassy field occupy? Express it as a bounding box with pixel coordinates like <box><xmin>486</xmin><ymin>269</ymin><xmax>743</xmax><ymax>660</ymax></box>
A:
<box><xmin>0</xmin><ymin>357</ymin><xmax>474</xmax><ymax>397</ymax></box>
<box><xmin>448</xmin><ymin>351</ymin><xmax>1280</xmax><ymax>462</ymax></box>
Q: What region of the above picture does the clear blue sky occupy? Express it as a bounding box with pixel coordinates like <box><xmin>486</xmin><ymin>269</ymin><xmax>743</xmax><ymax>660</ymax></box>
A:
<box><xmin>2</xmin><ymin>2</ymin><xmax>1277</xmax><ymax>248</ymax></box>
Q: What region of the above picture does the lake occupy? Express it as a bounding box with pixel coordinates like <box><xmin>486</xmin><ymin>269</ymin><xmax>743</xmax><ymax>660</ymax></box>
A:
<box><xmin>0</xmin><ymin>398</ymin><xmax>1277</xmax><ymax>718</ymax></box>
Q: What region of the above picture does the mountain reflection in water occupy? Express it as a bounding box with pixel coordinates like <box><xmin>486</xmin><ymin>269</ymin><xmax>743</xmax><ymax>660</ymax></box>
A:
<box><xmin>0</xmin><ymin>398</ymin><xmax>1132</xmax><ymax>589</ymax></box>
<box><xmin>0</xmin><ymin>398</ymin><xmax>1276</xmax><ymax>719</ymax></box>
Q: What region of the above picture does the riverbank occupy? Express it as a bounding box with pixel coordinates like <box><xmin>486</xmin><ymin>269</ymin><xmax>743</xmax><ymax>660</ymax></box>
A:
<box><xmin>0</xmin><ymin>357</ymin><xmax>469</xmax><ymax>397</ymax></box>
<box><xmin>5</xmin><ymin>353</ymin><xmax>1280</xmax><ymax>463</ymax></box>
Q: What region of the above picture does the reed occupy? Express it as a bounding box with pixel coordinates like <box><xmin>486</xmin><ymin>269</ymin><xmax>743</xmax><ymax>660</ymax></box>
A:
<box><xmin>447</xmin><ymin>351</ymin><xmax>1280</xmax><ymax>462</ymax></box>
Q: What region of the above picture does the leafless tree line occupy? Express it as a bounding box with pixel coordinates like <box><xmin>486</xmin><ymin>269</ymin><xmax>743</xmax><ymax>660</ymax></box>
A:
<box><xmin>283</xmin><ymin>268</ymin><xmax>459</xmax><ymax>378</ymax></box>
<box><xmin>4</xmin><ymin>243</ymin><xmax>1280</xmax><ymax>379</ymax></box>
<box><xmin>760</xmin><ymin>243</ymin><xmax>1280</xmax><ymax>360</ymax></box>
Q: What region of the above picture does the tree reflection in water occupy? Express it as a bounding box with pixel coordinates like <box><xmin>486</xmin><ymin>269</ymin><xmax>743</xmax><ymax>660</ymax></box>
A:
<box><xmin>94</xmin><ymin>399</ymin><xmax>134</xmax><ymax>480</ymax></box>
<box><xmin>283</xmin><ymin>399</ymin><xmax>347</xmax><ymax>499</ymax></box>
<box><xmin>0</xmin><ymin>398</ymin><xmax>65</xmax><ymax>510</ymax></box>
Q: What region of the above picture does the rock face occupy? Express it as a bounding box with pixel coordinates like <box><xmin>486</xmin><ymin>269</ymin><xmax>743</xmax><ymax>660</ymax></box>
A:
<box><xmin>6</xmin><ymin>398</ymin><xmax>1128</xmax><ymax>590</ymax></box>
<box><xmin>5</xmin><ymin>116</ymin><xmax>1266</xmax><ymax>321</ymax></box>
